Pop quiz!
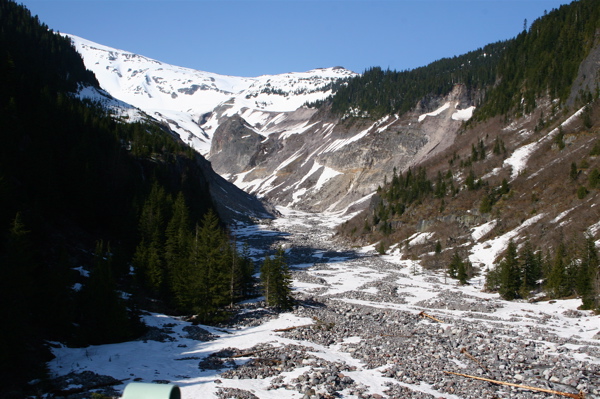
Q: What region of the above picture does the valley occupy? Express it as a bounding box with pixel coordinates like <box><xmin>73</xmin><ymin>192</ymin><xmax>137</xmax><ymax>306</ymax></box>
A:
<box><xmin>49</xmin><ymin>208</ymin><xmax>600</xmax><ymax>398</ymax></box>
<box><xmin>2</xmin><ymin>1</ymin><xmax>600</xmax><ymax>397</ymax></box>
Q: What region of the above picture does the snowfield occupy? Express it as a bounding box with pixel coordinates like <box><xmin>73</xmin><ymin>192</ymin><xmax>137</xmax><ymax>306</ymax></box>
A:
<box><xmin>49</xmin><ymin>207</ymin><xmax>600</xmax><ymax>399</ymax></box>
<box><xmin>66</xmin><ymin>34</ymin><xmax>356</xmax><ymax>155</ymax></box>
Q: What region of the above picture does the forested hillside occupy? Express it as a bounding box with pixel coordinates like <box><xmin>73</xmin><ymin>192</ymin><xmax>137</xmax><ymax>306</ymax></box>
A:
<box><xmin>0</xmin><ymin>1</ymin><xmax>259</xmax><ymax>396</ymax></box>
<box><xmin>328</xmin><ymin>0</ymin><xmax>600</xmax><ymax>123</ymax></box>
<box><xmin>337</xmin><ymin>0</ymin><xmax>600</xmax><ymax>313</ymax></box>
<box><xmin>329</xmin><ymin>41</ymin><xmax>505</xmax><ymax>119</ymax></box>
<box><xmin>476</xmin><ymin>0</ymin><xmax>600</xmax><ymax>119</ymax></box>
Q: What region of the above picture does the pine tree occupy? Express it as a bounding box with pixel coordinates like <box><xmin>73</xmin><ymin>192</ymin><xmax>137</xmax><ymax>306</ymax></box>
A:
<box><xmin>577</xmin><ymin>234</ymin><xmax>599</xmax><ymax>309</ymax></box>
<box><xmin>171</xmin><ymin>208</ymin><xmax>230</xmax><ymax>321</ymax></box>
<box><xmin>164</xmin><ymin>192</ymin><xmax>194</xmax><ymax>310</ymax></box>
<box><xmin>479</xmin><ymin>194</ymin><xmax>492</xmax><ymax>214</ymax></box>
<box><xmin>588</xmin><ymin>168</ymin><xmax>600</xmax><ymax>189</ymax></box>
<box><xmin>498</xmin><ymin>240</ymin><xmax>521</xmax><ymax>300</ymax></box>
<box><xmin>77</xmin><ymin>241</ymin><xmax>133</xmax><ymax>345</ymax></box>
<box><xmin>164</xmin><ymin>192</ymin><xmax>191</xmax><ymax>274</ymax></box>
<box><xmin>465</xmin><ymin>169</ymin><xmax>477</xmax><ymax>190</ymax></box>
<box><xmin>448</xmin><ymin>251</ymin><xmax>461</xmax><ymax>279</ymax></box>
<box><xmin>547</xmin><ymin>242</ymin><xmax>571</xmax><ymax>298</ymax></box>
<box><xmin>261</xmin><ymin>247</ymin><xmax>293</xmax><ymax>310</ymax></box>
<box><xmin>231</xmin><ymin>241</ymin><xmax>257</xmax><ymax>304</ymax></box>
<box><xmin>570</xmin><ymin>162</ymin><xmax>579</xmax><ymax>181</ymax></box>
<box><xmin>519</xmin><ymin>241</ymin><xmax>541</xmax><ymax>298</ymax></box>
<box><xmin>261</xmin><ymin>255</ymin><xmax>273</xmax><ymax>305</ymax></box>
<box><xmin>198</xmin><ymin>209</ymin><xmax>231</xmax><ymax>318</ymax></box>
<box><xmin>457</xmin><ymin>257</ymin><xmax>469</xmax><ymax>285</ymax></box>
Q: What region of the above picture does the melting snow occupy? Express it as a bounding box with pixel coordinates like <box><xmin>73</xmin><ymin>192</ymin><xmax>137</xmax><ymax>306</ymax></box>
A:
<box><xmin>47</xmin><ymin>207</ymin><xmax>599</xmax><ymax>399</ymax></box>
<box><xmin>418</xmin><ymin>102</ymin><xmax>450</xmax><ymax>122</ymax></box>
<box><xmin>314</xmin><ymin>165</ymin><xmax>342</xmax><ymax>191</ymax></box>
<box><xmin>471</xmin><ymin>219</ymin><xmax>497</xmax><ymax>241</ymax></box>
<box><xmin>503</xmin><ymin>105</ymin><xmax>587</xmax><ymax>180</ymax></box>
<box><xmin>451</xmin><ymin>106</ymin><xmax>475</xmax><ymax>121</ymax></box>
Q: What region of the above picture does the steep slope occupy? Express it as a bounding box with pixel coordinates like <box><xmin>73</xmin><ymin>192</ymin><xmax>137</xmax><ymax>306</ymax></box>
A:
<box><xmin>337</xmin><ymin>0</ymin><xmax>600</xmax><ymax>311</ymax></box>
<box><xmin>210</xmin><ymin>84</ymin><xmax>476</xmax><ymax>213</ymax></box>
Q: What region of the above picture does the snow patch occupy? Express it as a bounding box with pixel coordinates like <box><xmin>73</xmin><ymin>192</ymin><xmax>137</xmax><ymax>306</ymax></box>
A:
<box><xmin>469</xmin><ymin>213</ymin><xmax>545</xmax><ymax>270</ymax></box>
<box><xmin>408</xmin><ymin>232</ymin><xmax>434</xmax><ymax>246</ymax></box>
<box><xmin>418</xmin><ymin>102</ymin><xmax>450</xmax><ymax>122</ymax></box>
<box><xmin>314</xmin><ymin>165</ymin><xmax>342</xmax><ymax>191</ymax></box>
<box><xmin>503</xmin><ymin>105</ymin><xmax>587</xmax><ymax>180</ymax></box>
<box><xmin>451</xmin><ymin>106</ymin><xmax>475</xmax><ymax>121</ymax></box>
<box><xmin>471</xmin><ymin>220</ymin><xmax>497</xmax><ymax>241</ymax></box>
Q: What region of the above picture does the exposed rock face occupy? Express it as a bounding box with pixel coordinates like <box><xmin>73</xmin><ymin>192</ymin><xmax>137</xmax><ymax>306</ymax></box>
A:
<box><xmin>567</xmin><ymin>34</ymin><xmax>600</xmax><ymax>107</ymax></box>
<box><xmin>209</xmin><ymin>84</ymin><xmax>475</xmax><ymax>213</ymax></box>
<box><xmin>209</xmin><ymin>115</ymin><xmax>265</xmax><ymax>175</ymax></box>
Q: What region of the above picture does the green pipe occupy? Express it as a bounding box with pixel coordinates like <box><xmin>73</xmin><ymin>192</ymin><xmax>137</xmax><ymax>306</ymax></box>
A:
<box><xmin>122</xmin><ymin>382</ymin><xmax>181</xmax><ymax>399</ymax></box>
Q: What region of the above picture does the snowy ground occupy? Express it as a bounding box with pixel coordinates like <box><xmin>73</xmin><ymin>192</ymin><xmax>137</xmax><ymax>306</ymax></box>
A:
<box><xmin>49</xmin><ymin>207</ymin><xmax>600</xmax><ymax>398</ymax></box>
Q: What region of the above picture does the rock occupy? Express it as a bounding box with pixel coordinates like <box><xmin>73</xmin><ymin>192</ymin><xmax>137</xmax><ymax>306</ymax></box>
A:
<box><xmin>183</xmin><ymin>325</ymin><xmax>217</xmax><ymax>341</ymax></box>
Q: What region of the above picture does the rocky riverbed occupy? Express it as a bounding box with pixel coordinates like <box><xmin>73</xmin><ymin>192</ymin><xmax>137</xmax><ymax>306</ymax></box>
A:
<box><xmin>224</xmin><ymin>209</ymin><xmax>600</xmax><ymax>398</ymax></box>
<box><xmin>48</xmin><ymin>208</ymin><xmax>600</xmax><ymax>398</ymax></box>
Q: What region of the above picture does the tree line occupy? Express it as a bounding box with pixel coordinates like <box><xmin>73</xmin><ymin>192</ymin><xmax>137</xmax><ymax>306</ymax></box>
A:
<box><xmin>485</xmin><ymin>236</ymin><xmax>599</xmax><ymax>310</ymax></box>
<box><xmin>330</xmin><ymin>41</ymin><xmax>504</xmax><ymax>119</ymax></box>
<box><xmin>326</xmin><ymin>0</ymin><xmax>600</xmax><ymax>123</ymax></box>
<box><xmin>475</xmin><ymin>0</ymin><xmax>600</xmax><ymax>120</ymax></box>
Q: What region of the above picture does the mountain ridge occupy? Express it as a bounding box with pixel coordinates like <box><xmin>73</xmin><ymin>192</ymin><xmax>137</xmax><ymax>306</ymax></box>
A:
<box><xmin>66</xmin><ymin>33</ymin><xmax>357</xmax><ymax>155</ymax></box>
<box><xmin>71</xmin><ymin>30</ymin><xmax>481</xmax><ymax>213</ymax></box>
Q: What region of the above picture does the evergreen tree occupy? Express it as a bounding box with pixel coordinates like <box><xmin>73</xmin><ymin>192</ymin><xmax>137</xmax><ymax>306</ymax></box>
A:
<box><xmin>588</xmin><ymin>168</ymin><xmax>600</xmax><ymax>189</ymax></box>
<box><xmin>465</xmin><ymin>169</ymin><xmax>477</xmax><ymax>190</ymax></box>
<box><xmin>577</xmin><ymin>234</ymin><xmax>599</xmax><ymax>309</ymax></box>
<box><xmin>492</xmin><ymin>137</ymin><xmax>504</xmax><ymax>155</ymax></box>
<box><xmin>582</xmin><ymin>104</ymin><xmax>593</xmax><ymax>129</ymax></box>
<box><xmin>519</xmin><ymin>241</ymin><xmax>542</xmax><ymax>298</ymax></box>
<box><xmin>457</xmin><ymin>257</ymin><xmax>469</xmax><ymax>285</ymax></box>
<box><xmin>485</xmin><ymin>265</ymin><xmax>501</xmax><ymax>292</ymax></box>
<box><xmin>547</xmin><ymin>242</ymin><xmax>571</xmax><ymax>298</ymax></box>
<box><xmin>197</xmin><ymin>209</ymin><xmax>232</xmax><ymax>319</ymax></box>
<box><xmin>261</xmin><ymin>247</ymin><xmax>293</xmax><ymax>310</ymax></box>
<box><xmin>498</xmin><ymin>241</ymin><xmax>521</xmax><ymax>300</ymax></box>
<box><xmin>448</xmin><ymin>251</ymin><xmax>461</xmax><ymax>279</ymax></box>
<box><xmin>570</xmin><ymin>162</ymin><xmax>579</xmax><ymax>181</ymax></box>
<box><xmin>77</xmin><ymin>241</ymin><xmax>133</xmax><ymax>345</ymax></box>
<box><xmin>231</xmin><ymin>242</ymin><xmax>257</xmax><ymax>304</ymax></box>
<box><xmin>479</xmin><ymin>194</ymin><xmax>492</xmax><ymax>214</ymax></box>
<box><xmin>171</xmin><ymin>208</ymin><xmax>228</xmax><ymax>320</ymax></box>
<box><xmin>164</xmin><ymin>192</ymin><xmax>193</xmax><ymax>307</ymax></box>
<box><xmin>434</xmin><ymin>240</ymin><xmax>442</xmax><ymax>254</ymax></box>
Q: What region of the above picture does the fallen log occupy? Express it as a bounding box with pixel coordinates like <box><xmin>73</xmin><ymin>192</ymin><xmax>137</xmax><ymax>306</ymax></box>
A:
<box><xmin>274</xmin><ymin>317</ymin><xmax>334</xmax><ymax>332</ymax></box>
<box><xmin>418</xmin><ymin>311</ymin><xmax>444</xmax><ymax>323</ymax></box>
<box><xmin>273</xmin><ymin>323</ymin><xmax>315</xmax><ymax>332</ymax></box>
<box><xmin>231</xmin><ymin>347</ymin><xmax>275</xmax><ymax>358</ymax></box>
<box><xmin>443</xmin><ymin>371</ymin><xmax>585</xmax><ymax>399</ymax></box>
<box><xmin>460</xmin><ymin>347</ymin><xmax>489</xmax><ymax>372</ymax></box>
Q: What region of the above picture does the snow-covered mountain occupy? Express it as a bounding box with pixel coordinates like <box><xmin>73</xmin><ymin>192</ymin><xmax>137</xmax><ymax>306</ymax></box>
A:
<box><xmin>67</xmin><ymin>34</ymin><xmax>356</xmax><ymax>155</ymax></box>
<box><xmin>68</xmin><ymin>34</ymin><xmax>478</xmax><ymax>214</ymax></box>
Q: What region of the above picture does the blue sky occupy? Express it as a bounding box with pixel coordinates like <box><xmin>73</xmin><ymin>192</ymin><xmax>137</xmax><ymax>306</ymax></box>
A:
<box><xmin>21</xmin><ymin>0</ymin><xmax>573</xmax><ymax>77</ymax></box>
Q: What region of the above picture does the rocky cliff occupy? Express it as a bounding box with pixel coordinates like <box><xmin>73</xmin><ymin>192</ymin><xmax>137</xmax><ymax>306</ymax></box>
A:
<box><xmin>209</xmin><ymin>84</ymin><xmax>476</xmax><ymax>213</ymax></box>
